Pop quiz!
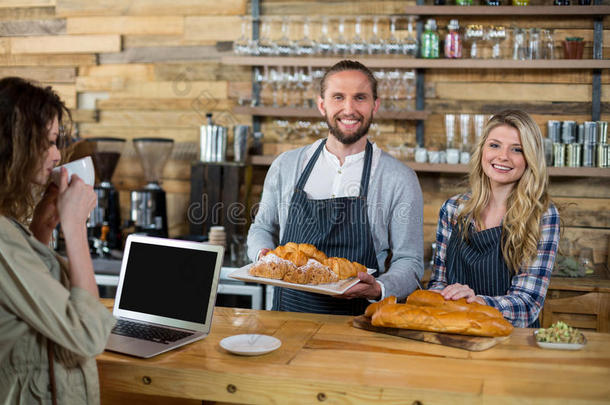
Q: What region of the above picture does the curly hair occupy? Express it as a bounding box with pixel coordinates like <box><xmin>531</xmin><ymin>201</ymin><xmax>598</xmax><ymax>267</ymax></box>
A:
<box><xmin>0</xmin><ymin>77</ymin><xmax>71</xmax><ymax>222</ymax></box>
<box><xmin>457</xmin><ymin>109</ymin><xmax>550</xmax><ymax>273</ymax></box>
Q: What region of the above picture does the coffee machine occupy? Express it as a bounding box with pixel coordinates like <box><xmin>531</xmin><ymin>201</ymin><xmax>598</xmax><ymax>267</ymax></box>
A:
<box><xmin>87</xmin><ymin>137</ymin><xmax>126</xmax><ymax>255</ymax></box>
<box><xmin>130</xmin><ymin>138</ymin><xmax>174</xmax><ymax>237</ymax></box>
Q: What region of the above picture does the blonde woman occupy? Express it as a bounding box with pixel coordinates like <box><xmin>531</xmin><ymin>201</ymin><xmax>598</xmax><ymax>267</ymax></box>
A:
<box><xmin>428</xmin><ymin>109</ymin><xmax>560</xmax><ymax>327</ymax></box>
<box><xmin>0</xmin><ymin>77</ymin><xmax>115</xmax><ymax>404</ymax></box>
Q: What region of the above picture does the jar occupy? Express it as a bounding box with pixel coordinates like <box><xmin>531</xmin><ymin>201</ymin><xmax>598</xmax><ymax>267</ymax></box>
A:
<box><xmin>444</xmin><ymin>19</ymin><xmax>462</xmax><ymax>58</ymax></box>
<box><xmin>421</xmin><ymin>19</ymin><xmax>439</xmax><ymax>59</ymax></box>
<box><xmin>513</xmin><ymin>0</ymin><xmax>529</xmax><ymax>5</ymax></box>
<box><xmin>456</xmin><ymin>0</ymin><xmax>473</xmax><ymax>5</ymax></box>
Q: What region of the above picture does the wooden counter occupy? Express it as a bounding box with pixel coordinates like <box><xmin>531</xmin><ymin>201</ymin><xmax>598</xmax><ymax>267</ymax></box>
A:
<box><xmin>97</xmin><ymin>302</ymin><xmax>610</xmax><ymax>404</ymax></box>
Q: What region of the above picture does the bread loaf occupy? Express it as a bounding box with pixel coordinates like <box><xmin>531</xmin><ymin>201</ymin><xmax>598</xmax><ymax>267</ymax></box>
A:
<box><xmin>371</xmin><ymin>303</ymin><xmax>513</xmax><ymax>337</ymax></box>
<box><xmin>364</xmin><ymin>295</ymin><xmax>397</xmax><ymax>318</ymax></box>
<box><xmin>406</xmin><ymin>290</ymin><xmax>503</xmax><ymax>319</ymax></box>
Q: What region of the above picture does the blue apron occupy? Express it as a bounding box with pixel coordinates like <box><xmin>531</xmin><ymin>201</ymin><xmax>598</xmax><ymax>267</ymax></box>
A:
<box><xmin>272</xmin><ymin>139</ymin><xmax>379</xmax><ymax>315</ymax></box>
<box><xmin>446</xmin><ymin>224</ymin><xmax>540</xmax><ymax>328</ymax></box>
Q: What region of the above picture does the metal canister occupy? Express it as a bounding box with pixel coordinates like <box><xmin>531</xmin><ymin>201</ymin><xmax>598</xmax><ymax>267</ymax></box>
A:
<box><xmin>216</xmin><ymin>126</ymin><xmax>228</xmax><ymax>162</ymax></box>
<box><xmin>566</xmin><ymin>143</ymin><xmax>581</xmax><ymax>167</ymax></box>
<box><xmin>597</xmin><ymin>143</ymin><xmax>609</xmax><ymax>168</ymax></box>
<box><xmin>547</xmin><ymin>120</ymin><xmax>561</xmax><ymax>143</ymax></box>
<box><xmin>583</xmin><ymin>121</ymin><xmax>597</xmax><ymax>144</ymax></box>
<box><xmin>233</xmin><ymin>125</ymin><xmax>251</xmax><ymax>162</ymax></box>
<box><xmin>561</xmin><ymin>121</ymin><xmax>576</xmax><ymax>144</ymax></box>
<box><xmin>552</xmin><ymin>143</ymin><xmax>565</xmax><ymax>167</ymax></box>
<box><xmin>597</xmin><ymin>121</ymin><xmax>608</xmax><ymax>144</ymax></box>
<box><xmin>577</xmin><ymin>123</ymin><xmax>584</xmax><ymax>144</ymax></box>
<box><xmin>582</xmin><ymin>143</ymin><xmax>596</xmax><ymax>167</ymax></box>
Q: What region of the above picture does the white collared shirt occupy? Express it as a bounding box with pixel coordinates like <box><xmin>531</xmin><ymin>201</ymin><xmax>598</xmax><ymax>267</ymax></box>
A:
<box><xmin>303</xmin><ymin>140</ymin><xmax>381</xmax><ymax>199</ymax></box>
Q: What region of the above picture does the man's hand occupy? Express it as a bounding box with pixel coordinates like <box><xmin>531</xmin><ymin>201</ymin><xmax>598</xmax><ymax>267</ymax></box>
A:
<box><xmin>30</xmin><ymin>182</ymin><xmax>60</xmax><ymax>245</ymax></box>
<box><xmin>338</xmin><ymin>271</ymin><xmax>381</xmax><ymax>301</ymax></box>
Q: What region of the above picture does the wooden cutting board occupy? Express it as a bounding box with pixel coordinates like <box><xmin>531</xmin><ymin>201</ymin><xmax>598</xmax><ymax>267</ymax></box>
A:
<box><xmin>352</xmin><ymin>315</ymin><xmax>509</xmax><ymax>352</ymax></box>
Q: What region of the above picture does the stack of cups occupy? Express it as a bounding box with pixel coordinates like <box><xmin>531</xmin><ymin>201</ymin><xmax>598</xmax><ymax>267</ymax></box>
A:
<box><xmin>208</xmin><ymin>226</ymin><xmax>226</xmax><ymax>250</ymax></box>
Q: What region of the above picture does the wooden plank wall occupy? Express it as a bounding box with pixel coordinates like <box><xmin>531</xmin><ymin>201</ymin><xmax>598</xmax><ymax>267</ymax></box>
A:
<box><xmin>0</xmin><ymin>0</ymin><xmax>608</xmax><ymax>265</ymax></box>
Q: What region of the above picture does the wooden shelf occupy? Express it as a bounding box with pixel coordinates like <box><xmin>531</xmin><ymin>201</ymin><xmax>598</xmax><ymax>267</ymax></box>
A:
<box><xmin>222</xmin><ymin>56</ymin><xmax>610</xmax><ymax>70</ymax></box>
<box><xmin>250</xmin><ymin>154</ymin><xmax>610</xmax><ymax>177</ymax></box>
<box><xmin>233</xmin><ymin>106</ymin><xmax>429</xmax><ymax>120</ymax></box>
<box><xmin>403</xmin><ymin>5</ymin><xmax>610</xmax><ymax>16</ymax></box>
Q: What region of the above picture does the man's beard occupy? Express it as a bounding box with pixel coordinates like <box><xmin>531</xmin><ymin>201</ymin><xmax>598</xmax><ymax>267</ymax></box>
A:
<box><xmin>325</xmin><ymin>112</ymin><xmax>373</xmax><ymax>145</ymax></box>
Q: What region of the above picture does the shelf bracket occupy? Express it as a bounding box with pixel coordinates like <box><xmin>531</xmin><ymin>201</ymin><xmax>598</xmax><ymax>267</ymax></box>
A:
<box><xmin>592</xmin><ymin>8</ymin><xmax>602</xmax><ymax>122</ymax></box>
<box><xmin>251</xmin><ymin>0</ymin><xmax>261</xmax><ymax>133</ymax></box>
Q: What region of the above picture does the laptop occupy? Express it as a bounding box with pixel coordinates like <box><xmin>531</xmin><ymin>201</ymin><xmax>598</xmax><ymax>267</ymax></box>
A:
<box><xmin>105</xmin><ymin>234</ymin><xmax>224</xmax><ymax>358</ymax></box>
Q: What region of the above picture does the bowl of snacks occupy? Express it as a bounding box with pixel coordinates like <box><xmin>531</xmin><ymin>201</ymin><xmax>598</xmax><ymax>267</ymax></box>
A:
<box><xmin>534</xmin><ymin>321</ymin><xmax>586</xmax><ymax>350</ymax></box>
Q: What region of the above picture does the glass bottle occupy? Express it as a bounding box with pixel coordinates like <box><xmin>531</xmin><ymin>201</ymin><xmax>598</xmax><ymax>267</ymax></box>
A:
<box><xmin>444</xmin><ymin>19</ymin><xmax>462</xmax><ymax>58</ymax></box>
<box><xmin>421</xmin><ymin>19</ymin><xmax>439</xmax><ymax>59</ymax></box>
<box><xmin>513</xmin><ymin>0</ymin><xmax>530</xmax><ymax>5</ymax></box>
<box><xmin>456</xmin><ymin>0</ymin><xmax>473</xmax><ymax>5</ymax></box>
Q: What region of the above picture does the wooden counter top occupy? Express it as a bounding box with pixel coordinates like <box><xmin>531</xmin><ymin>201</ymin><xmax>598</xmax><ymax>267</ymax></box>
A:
<box><xmin>98</xmin><ymin>302</ymin><xmax>610</xmax><ymax>404</ymax></box>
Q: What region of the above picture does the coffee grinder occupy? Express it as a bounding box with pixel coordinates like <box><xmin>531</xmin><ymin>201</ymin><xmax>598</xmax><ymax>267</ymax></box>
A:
<box><xmin>87</xmin><ymin>137</ymin><xmax>126</xmax><ymax>255</ymax></box>
<box><xmin>130</xmin><ymin>138</ymin><xmax>174</xmax><ymax>237</ymax></box>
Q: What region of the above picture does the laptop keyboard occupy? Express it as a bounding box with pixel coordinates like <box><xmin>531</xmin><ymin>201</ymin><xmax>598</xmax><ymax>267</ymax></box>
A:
<box><xmin>112</xmin><ymin>319</ymin><xmax>193</xmax><ymax>344</ymax></box>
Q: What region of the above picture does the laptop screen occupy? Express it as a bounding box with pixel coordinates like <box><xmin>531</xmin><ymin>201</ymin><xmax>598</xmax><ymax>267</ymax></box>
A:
<box><xmin>118</xmin><ymin>241</ymin><xmax>218</xmax><ymax>324</ymax></box>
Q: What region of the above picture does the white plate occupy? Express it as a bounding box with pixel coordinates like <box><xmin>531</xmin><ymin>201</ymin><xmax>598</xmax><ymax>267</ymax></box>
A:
<box><xmin>220</xmin><ymin>334</ymin><xmax>282</xmax><ymax>356</ymax></box>
<box><xmin>533</xmin><ymin>330</ymin><xmax>587</xmax><ymax>350</ymax></box>
<box><xmin>228</xmin><ymin>264</ymin><xmax>375</xmax><ymax>296</ymax></box>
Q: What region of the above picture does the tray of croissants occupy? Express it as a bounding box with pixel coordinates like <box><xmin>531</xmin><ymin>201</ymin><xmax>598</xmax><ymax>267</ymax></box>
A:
<box><xmin>228</xmin><ymin>242</ymin><xmax>375</xmax><ymax>296</ymax></box>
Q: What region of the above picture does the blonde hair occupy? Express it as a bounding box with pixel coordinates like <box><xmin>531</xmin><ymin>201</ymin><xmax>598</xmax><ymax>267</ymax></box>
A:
<box><xmin>457</xmin><ymin>109</ymin><xmax>549</xmax><ymax>273</ymax></box>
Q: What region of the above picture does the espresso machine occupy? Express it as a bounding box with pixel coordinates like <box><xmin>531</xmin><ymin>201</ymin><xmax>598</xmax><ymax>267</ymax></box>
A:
<box><xmin>87</xmin><ymin>137</ymin><xmax>126</xmax><ymax>255</ymax></box>
<box><xmin>130</xmin><ymin>138</ymin><xmax>174</xmax><ymax>237</ymax></box>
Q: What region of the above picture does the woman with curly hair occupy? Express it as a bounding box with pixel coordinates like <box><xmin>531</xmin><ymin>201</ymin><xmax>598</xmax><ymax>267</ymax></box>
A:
<box><xmin>0</xmin><ymin>77</ymin><xmax>115</xmax><ymax>404</ymax></box>
<box><xmin>428</xmin><ymin>109</ymin><xmax>560</xmax><ymax>327</ymax></box>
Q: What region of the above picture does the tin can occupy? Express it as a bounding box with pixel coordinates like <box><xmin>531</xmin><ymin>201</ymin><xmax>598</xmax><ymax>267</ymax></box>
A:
<box><xmin>584</xmin><ymin>121</ymin><xmax>597</xmax><ymax>144</ymax></box>
<box><xmin>547</xmin><ymin>120</ymin><xmax>561</xmax><ymax>143</ymax></box>
<box><xmin>597</xmin><ymin>144</ymin><xmax>609</xmax><ymax>168</ymax></box>
<box><xmin>597</xmin><ymin>121</ymin><xmax>608</xmax><ymax>144</ymax></box>
<box><xmin>561</xmin><ymin>121</ymin><xmax>576</xmax><ymax>144</ymax></box>
<box><xmin>577</xmin><ymin>123</ymin><xmax>584</xmax><ymax>144</ymax></box>
<box><xmin>582</xmin><ymin>143</ymin><xmax>596</xmax><ymax>167</ymax></box>
<box><xmin>566</xmin><ymin>143</ymin><xmax>581</xmax><ymax>167</ymax></box>
<box><xmin>552</xmin><ymin>143</ymin><xmax>565</xmax><ymax>167</ymax></box>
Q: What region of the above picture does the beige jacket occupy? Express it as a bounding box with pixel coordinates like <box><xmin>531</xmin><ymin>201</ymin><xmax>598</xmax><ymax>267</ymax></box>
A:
<box><xmin>0</xmin><ymin>216</ymin><xmax>116</xmax><ymax>404</ymax></box>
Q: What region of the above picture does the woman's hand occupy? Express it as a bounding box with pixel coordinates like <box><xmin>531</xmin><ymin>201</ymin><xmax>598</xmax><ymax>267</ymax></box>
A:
<box><xmin>30</xmin><ymin>182</ymin><xmax>60</xmax><ymax>245</ymax></box>
<box><xmin>56</xmin><ymin>168</ymin><xmax>97</xmax><ymax>235</ymax></box>
<box><xmin>440</xmin><ymin>283</ymin><xmax>485</xmax><ymax>305</ymax></box>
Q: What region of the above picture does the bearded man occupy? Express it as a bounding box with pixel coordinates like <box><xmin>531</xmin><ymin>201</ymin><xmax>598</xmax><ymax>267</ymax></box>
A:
<box><xmin>247</xmin><ymin>60</ymin><xmax>424</xmax><ymax>315</ymax></box>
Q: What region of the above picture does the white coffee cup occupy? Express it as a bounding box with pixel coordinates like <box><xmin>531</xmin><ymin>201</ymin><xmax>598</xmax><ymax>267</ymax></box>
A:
<box><xmin>446</xmin><ymin>148</ymin><xmax>460</xmax><ymax>164</ymax></box>
<box><xmin>51</xmin><ymin>156</ymin><xmax>95</xmax><ymax>186</ymax></box>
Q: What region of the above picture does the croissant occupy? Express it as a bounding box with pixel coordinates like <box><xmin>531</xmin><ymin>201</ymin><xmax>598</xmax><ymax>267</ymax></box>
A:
<box><xmin>325</xmin><ymin>257</ymin><xmax>363</xmax><ymax>280</ymax></box>
<box><xmin>284</xmin><ymin>250</ymin><xmax>309</xmax><ymax>267</ymax></box>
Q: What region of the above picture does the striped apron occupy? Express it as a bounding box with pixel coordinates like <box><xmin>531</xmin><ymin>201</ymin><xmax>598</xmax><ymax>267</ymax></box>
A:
<box><xmin>272</xmin><ymin>139</ymin><xmax>379</xmax><ymax>315</ymax></box>
<box><xmin>446</xmin><ymin>224</ymin><xmax>540</xmax><ymax>328</ymax></box>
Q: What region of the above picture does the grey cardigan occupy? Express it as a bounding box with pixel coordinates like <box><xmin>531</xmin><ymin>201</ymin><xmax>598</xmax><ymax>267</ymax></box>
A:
<box><xmin>247</xmin><ymin>140</ymin><xmax>424</xmax><ymax>300</ymax></box>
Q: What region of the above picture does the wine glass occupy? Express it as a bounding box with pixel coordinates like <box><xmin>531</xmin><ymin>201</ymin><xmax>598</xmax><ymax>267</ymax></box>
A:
<box><xmin>296</xmin><ymin>16</ymin><xmax>316</xmax><ymax>56</ymax></box>
<box><xmin>257</xmin><ymin>16</ymin><xmax>276</xmax><ymax>56</ymax></box>
<box><xmin>316</xmin><ymin>16</ymin><xmax>333</xmax><ymax>55</ymax></box>
<box><xmin>234</xmin><ymin>16</ymin><xmax>252</xmax><ymax>55</ymax></box>
<box><xmin>367</xmin><ymin>16</ymin><xmax>385</xmax><ymax>55</ymax></box>
<box><xmin>333</xmin><ymin>17</ymin><xmax>349</xmax><ymax>55</ymax></box>
<box><xmin>276</xmin><ymin>16</ymin><xmax>295</xmax><ymax>56</ymax></box>
<box><xmin>403</xmin><ymin>16</ymin><xmax>419</xmax><ymax>58</ymax></box>
<box><xmin>385</xmin><ymin>16</ymin><xmax>401</xmax><ymax>55</ymax></box>
<box><xmin>350</xmin><ymin>16</ymin><xmax>367</xmax><ymax>55</ymax></box>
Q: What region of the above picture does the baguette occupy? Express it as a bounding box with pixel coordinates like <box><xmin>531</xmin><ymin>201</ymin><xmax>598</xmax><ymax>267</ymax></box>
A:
<box><xmin>364</xmin><ymin>296</ymin><xmax>397</xmax><ymax>318</ymax></box>
<box><xmin>406</xmin><ymin>290</ymin><xmax>503</xmax><ymax>319</ymax></box>
<box><xmin>372</xmin><ymin>303</ymin><xmax>513</xmax><ymax>337</ymax></box>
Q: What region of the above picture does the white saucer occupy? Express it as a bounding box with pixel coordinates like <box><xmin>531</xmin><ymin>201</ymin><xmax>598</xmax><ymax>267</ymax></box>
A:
<box><xmin>220</xmin><ymin>334</ymin><xmax>282</xmax><ymax>356</ymax></box>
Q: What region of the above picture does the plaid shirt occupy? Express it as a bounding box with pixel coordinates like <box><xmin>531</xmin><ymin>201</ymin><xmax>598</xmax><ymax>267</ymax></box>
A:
<box><xmin>428</xmin><ymin>194</ymin><xmax>560</xmax><ymax>327</ymax></box>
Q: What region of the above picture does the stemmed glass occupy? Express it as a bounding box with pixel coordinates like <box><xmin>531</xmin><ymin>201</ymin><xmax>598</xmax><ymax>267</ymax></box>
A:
<box><xmin>465</xmin><ymin>24</ymin><xmax>484</xmax><ymax>59</ymax></box>
<box><xmin>276</xmin><ymin>16</ymin><xmax>295</xmax><ymax>56</ymax></box>
<box><xmin>385</xmin><ymin>16</ymin><xmax>401</xmax><ymax>55</ymax></box>
<box><xmin>350</xmin><ymin>17</ymin><xmax>367</xmax><ymax>55</ymax></box>
<box><xmin>316</xmin><ymin>16</ymin><xmax>333</xmax><ymax>55</ymax></box>
<box><xmin>234</xmin><ymin>16</ymin><xmax>252</xmax><ymax>55</ymax></box>
<box><xmin>333</xmin><ymin>17</ymin><xmax>350</xmax><ymax>55</ymax></box>
<box><xmin>296</xmin><ymin>17</ymin><xmax>316</xmax><ymax>56</ymax></box>
<box><xmin>402</xmin><ymin>70</ymin><xmax>416</xmax><ymax>111</ymax></box>
<box><xmin>269</xmin><ymin>67</ymin><xmax>283</xmax><ymax>107</ymax></box>
<box><xmin>367</xmin><ymin>16</ymin><xmax>385</xmax><ymax>55</ymax></box>
<box><xmin>403</xmin><ymin>16</ymin><xmax>419</xmax><ymax>58</ymax></box>
<box><xmin>257</xmin><ymin>16</ymin><xmax>276</xmax><ymax>56</ymax></box>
